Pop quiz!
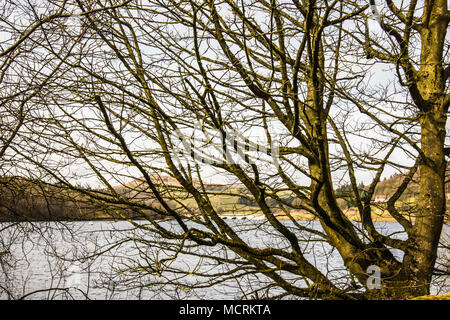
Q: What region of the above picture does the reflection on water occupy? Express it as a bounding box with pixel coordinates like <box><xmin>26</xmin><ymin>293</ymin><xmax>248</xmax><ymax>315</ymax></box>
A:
<box><xmin>0</xmin><ymin>220</ymin><xmax>448</xmax><ymax>300</ymax></box>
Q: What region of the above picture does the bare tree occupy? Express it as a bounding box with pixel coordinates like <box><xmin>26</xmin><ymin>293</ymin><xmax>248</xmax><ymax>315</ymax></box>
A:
<box><xmin>0</xmin><ymin>0</ymin><xmax>132</xmax><ymax>300</ymax></box>
<box><xmin>351</xmin><ymin>0</ymin><xmax>450</xmax><ymax>297</ymax></box>
<box><xmin>1</xmin><ymin>0</ymin><xmax>448</xmax><ymax>300</ymax></box>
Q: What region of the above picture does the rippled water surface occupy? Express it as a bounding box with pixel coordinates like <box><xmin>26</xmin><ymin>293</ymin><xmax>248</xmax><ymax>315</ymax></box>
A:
<box><xmin>0</xmin><ymin>220</ymin><xmax>448</xmax><ymax>299</ymax></box>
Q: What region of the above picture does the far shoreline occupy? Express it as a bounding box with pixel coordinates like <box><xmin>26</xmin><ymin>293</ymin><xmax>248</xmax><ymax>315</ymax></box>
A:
<box><xmin>1</xmin><ymin>207</ymin><xmax>448</xmax><ymax>224</ymax></box>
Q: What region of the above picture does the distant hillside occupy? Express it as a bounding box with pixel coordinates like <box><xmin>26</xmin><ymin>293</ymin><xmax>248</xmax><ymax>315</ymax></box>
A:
<box><xmin>372</xmin><ymin>173</ymin><xmax>419</xmax><ymax>202</ymax></box>
<box><xmin>0</xmin><ymin>174</ymin><xmax>243</xmax><ymax>222</ymax></box>
<box><xmin>0</xmin><ymin>177</ymin><xmax>100</xmax><ymax>221</ymax></box>
<box><xmin>0</xmin><ymin>176</ymin><xmax>165</xmax><ymax>222</ymax></box>
<box><xmin>3</xmin><ymin>168</ymin><xmax>449</xmax><ymax>223</ymax></box>
<box><xmin>372</xmin><ymin>165</ymin><xmax>450</xmax><ymax>202</ymax></box>
<box><xmin>112</xmin><ymin>175</ymin><xmax>243</xmax><ymax>195</ymax></box>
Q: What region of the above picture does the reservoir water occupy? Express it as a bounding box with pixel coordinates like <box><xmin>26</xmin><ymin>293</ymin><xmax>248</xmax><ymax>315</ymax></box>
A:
<box><xmin>0</xmin><ymin>220</ymin><xmax>448</xmax><ymax>299</ymax></box>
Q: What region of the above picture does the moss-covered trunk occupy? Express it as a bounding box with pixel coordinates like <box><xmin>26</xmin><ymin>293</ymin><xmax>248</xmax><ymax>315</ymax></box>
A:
<box><xmin>406</xmin><ymin>114</ymin><xmax>446</xmax><ymax>296</ymax></box>
<box><xmin>390</xmin><ymin>0</ymin><xmax>448</xmax><ymax>297</ymax></box>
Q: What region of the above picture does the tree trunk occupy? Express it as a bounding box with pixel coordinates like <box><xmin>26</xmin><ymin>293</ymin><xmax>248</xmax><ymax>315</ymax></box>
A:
<box><xmin>392</xmin><ymin>0</ymin><xmax>448</xmax><ymax>298</ymax></box>
<box><xmin>396</xmin><ymin>114</ymin><xmax>446</xmax><ymax>299</ymax></box>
